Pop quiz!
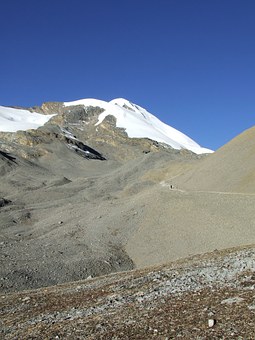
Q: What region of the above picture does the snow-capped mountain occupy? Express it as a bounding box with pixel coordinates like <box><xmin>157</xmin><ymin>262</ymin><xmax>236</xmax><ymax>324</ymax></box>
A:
<box><xmin>64</xmin><ymin>98</ymin><xmax>213</xmax><ymax>154</ymax></box>
<box><xmin>0</xmin><ymin>98</ymin><xmax>213</xmax><ymax>154</ymax></box>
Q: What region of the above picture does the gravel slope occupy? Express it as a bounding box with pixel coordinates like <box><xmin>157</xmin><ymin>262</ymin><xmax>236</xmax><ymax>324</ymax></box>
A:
<box><xmin>172</xmin><ymin>126</ymin><xmax>255</xmax><ymax>193</ymax></box>
<box><xmin>1</xmin><ymin>140</ymin><xmax>255</xmax><ymax>292</ymax></box>
<box><xmin>1</xmin><ymin>245</ymin><xmax>254</xmax><ymax>339</ymax></box>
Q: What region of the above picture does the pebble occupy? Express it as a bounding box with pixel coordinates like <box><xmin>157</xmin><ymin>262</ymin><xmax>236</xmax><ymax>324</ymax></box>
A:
<box><xmin>221</xmin><ymin>296</ymin><xmax>244</xmax><ymax>304</ymax></box>
<box><xmin>22</xmin><ymin>296</ymin><xmax>30</xmax><ymax>302</ymax></box>
<box><xmin>208</xmin><ymin>319</ymin><xmax>216</xmax><ymax>328</ymax></box>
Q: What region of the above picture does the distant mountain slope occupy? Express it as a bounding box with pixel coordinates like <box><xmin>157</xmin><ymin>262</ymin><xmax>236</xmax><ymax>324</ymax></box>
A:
<box><xmin>172</xmin><ymin>126</ymin><xmax>255</xmax><ymax>193</ymax></box>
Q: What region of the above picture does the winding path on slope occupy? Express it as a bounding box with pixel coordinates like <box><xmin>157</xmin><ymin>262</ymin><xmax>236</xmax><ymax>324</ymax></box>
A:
<box><xmin>160</xmin><ymin>180</ymin><xmax>255</xmax><ymax>196</ymax></box>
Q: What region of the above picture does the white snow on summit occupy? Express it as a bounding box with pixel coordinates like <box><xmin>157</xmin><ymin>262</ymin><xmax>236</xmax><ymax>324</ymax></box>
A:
<box><xmin>64</xmin><ymin>98</ymin><xmax>213</xmax><ymax>154</ymax></box>
<box><xmin>0</xmin><ymin>106</ymin><xmax>55</xmax><ymax>132</ymax></box>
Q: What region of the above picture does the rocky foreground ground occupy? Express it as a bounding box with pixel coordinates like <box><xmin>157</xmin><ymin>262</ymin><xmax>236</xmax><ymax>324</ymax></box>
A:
<box><xmin>1</xmin><ymin>244</ymin><xmax>254</xmax><ymax>339</ymax></box>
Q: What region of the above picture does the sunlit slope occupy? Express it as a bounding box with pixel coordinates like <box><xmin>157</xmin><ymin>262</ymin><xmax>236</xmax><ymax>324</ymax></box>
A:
<box><xmin>172</xmin><ymin>126</ymin><xmax>255</xmax><ymax>193</ymax></box>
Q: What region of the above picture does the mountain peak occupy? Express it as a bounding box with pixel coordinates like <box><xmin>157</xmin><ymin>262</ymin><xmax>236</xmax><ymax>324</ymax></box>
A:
<box><xmin>0</xmin><ymin>98</ymin><xmax>212</xmax><ymax>154</ymax></box>
<box><xmin>64</xmin><ymin>98</ymin><xmax>213</xmax><ymax>154</ymax></box>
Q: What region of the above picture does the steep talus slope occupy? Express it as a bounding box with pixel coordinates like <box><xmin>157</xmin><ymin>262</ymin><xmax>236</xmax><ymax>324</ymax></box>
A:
<box><xmin>0</xmin><ymin>146</ymin><xmax>197</xmax><ymax>292</ymax></box>
<box><xmin>172</xmin><ymin>126</ymin><xmax>255</xmax><ymax>193</ymax></box>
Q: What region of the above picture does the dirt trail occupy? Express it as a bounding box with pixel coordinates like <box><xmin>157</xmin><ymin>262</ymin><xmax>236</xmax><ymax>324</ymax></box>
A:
<box><xmin>160</xmin><ymin>180</ymin><xmax>255</xmax><ymax>196</ymax></box>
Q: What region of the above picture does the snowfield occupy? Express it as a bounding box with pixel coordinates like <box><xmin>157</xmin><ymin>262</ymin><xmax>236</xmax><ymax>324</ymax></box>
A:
<box><xmin>0</xmin><ymin>106</ymin><xmax>55</xmax><ymax>132</ymax></box>
<box><xmin>65</xmin><ymin>98</ymin><xmax>213</xmax><ymax>154</ymax></box>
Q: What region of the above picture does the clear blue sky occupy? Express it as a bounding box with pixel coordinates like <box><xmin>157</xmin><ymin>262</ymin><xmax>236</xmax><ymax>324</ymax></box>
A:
<box><xmin>0</xmin><ymin>0</ymin><xmax>254</xmax><ymax>150</ymax></box>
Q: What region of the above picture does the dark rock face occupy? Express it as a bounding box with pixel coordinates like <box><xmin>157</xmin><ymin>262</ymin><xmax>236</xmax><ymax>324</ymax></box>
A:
<box><xmin>0</xmin><ymin>151</ymin><xmax>17</xmax><ymax>163</ymax></box>
<box><xmin>0</xmin><ymin>198</ymin><xmax>12</xmax><ymax>208</ymax></box>
<box><xmin>62</xmin><ymin>105</ymin><xmax>104</xmax><ymax>124</ymax></box>
<box><xmin>65</xmin><ymin>136</ymin><xmax>106</xmax><ymax>160</ymax></box>
<box><xmin>0</xmin><ymin>150</ymin><xmax>17</xmax><ymax>175</ymax></box>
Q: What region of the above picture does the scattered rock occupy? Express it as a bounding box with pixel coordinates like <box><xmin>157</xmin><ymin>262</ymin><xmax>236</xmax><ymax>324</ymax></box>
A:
<box><xmin>1</xmin><ymin>246</ymin><xmax>255</xmax><ymax>339</ymax></box>
<box><xmin>22</xmin><ymin>296</ymin><xmax>30</xmax><ymax>302</ymax></box>
<box><xmin>221</xmin><ymin>296</ymin><xmax>244</xmax><ymax>304</ymax></box>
